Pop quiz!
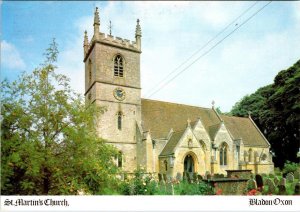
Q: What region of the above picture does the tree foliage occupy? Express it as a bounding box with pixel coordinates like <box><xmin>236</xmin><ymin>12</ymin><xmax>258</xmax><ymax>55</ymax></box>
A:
<box><xmin>230</xmin><ymin>60</ymin><xmax>300</xmax><ymax>167</ymax></box>
<box><xmin>1</xmin><ymin>40</ymin><xmax>118</xmax><ymax>195</ymax></box>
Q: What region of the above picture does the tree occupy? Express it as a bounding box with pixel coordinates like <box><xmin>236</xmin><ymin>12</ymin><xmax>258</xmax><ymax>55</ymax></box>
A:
<box><xmin>230</xmin><ymin>60</ymin><xmax>300</xmax><ymax>167</ymax></box>
<box><xmin>1</xmin><ymin>40</ymin><xmax>119</xmax><ymax>195</ymax></box>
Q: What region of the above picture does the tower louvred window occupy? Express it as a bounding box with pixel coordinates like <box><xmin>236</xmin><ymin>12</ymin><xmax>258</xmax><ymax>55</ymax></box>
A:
<box><xmin>114</xmin><ymin>55</ymin><xmax>124</xmax><ymax>77</ymax></box>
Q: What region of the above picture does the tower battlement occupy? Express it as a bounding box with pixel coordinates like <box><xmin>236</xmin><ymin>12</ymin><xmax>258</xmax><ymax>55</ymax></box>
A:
<box><xmin>83</xmin><ymin>7</ymin><xmax>141</xmax><ymax>61</ymax></box>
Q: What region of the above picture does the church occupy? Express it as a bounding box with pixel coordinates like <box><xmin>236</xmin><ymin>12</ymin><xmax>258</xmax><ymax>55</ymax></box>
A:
<box><xmin>83</xmin><ymin>8</ymin><xmax>274</xmax><ymax>178</ymax></box>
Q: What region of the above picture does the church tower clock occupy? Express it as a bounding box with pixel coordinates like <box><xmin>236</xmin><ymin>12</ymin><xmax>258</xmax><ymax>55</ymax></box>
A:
<box><xmin>83</xmin><ymin>8</ymin><xmax>142</xmax><ymax>172</ymax></box>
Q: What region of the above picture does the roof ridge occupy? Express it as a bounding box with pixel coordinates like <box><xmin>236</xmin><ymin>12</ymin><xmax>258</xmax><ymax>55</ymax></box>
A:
<box><xmin>141</xmin><ymin>98</ymin><xmax>212</xmax><ymax>110</ymax></box>
<box><xmin>221</xmin><ymin>114</ymin><xmax>249</xmax><ymax>119</ymax></box>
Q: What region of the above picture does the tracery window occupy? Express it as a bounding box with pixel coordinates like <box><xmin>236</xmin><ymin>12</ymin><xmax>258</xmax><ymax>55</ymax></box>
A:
<box><xmin>114</xmin><ymin>55</ymin><xmax>124</xmax><ymax>77</ymax></box>
<box><xmin>219</xmin><ymin>143</ymin><xmax>228</xmax><ymax>166</ymax></box>
<box><xmin>88</xmin><ymin>59</ymin><xmax>92</xmax><ymax>83</ymax></box>
<box><xmin>117</xmin><ymin>111</ymin><xmax>122</xmax><ymax>130</ymax></box>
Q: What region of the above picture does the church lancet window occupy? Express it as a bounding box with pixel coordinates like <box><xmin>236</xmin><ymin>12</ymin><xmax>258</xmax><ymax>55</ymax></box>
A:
<box><xmin>164</xmin><ymin>160</ymin><xmax>168</xmax><ymax>171</ymax></box>
<box><xmin>88</xmin><ymin>59</ymin><xmax>92</xmax><ymax>84</ymax></box>
<box><xmin>114</xmin><ymin>55</ymin><xmax>124</xmax><ymax>77</ymax></box>
<box><xmin>117</xmin><ymin>111</ymin><xmax>122</xmax><ymax>130</ymax></box>
<box><xmin>219</xmin><ymin>143</ymin><xmax>228</xmax><ymax>166</ymax></box>
<box><xmin>118</xmin><ymin>151</ymin><xmax>123</xmax><ymax>168</ymax></box>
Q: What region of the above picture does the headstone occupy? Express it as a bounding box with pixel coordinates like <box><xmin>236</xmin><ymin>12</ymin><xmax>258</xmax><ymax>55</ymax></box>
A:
<box><xmin>197</xmin><ymin>175</ymin><xmax>203</xmax><ymax>181</ymax></box>
<box><xmin>255</xmin><ymin>174</ymin><xmax>264</xmax><ymax>189</ymax></box>
<box><xmin>294</xmin><ymin>171</ymin><xmax>300</xmax><ymax>179</ymax></box>
<box><xmin>176</xmin><ymin>172</ymin><xmax>182</xmax><ymax>181</ymax></box>
<box><xmin>279</xmin><ymin>178</ymin><xmax>286</xmax><ymax>186</ymax></box>
<box><xmin>267</xmin><ymin>180</ymin><xmax>276</xmax><ymax>194</ymax></box>
<box><xmin>247</xmin><ymin>179</ymin><xmax>257</xmax><ymax>190</ymax></box>
<box><xmin>158</xmin><ymin>173</ymin><xmax>163</xmax><ymax>182</ymax></box>
<box><xmin>220</xmin><ymin>174</ymin><xmax>225</xmax><ymax>178</ymax></box>
<box><xmin>193</xmin><ymin>173</ymin><xmax>198</xmax><ymax>182</ymax></box>
<box><xmin>294</xmin><ymin>181</ymin><xmax>300</xmax><ymax>195</ymax></box>
<box><xmin>214</xmin><ymin>173</ymin><xmax>221</xmax><ymax>179</ymax></box>
<box><xmin>278</xmin><ymin>185</ymin><xmax>286</xmax><ymax>195</ymax></box>
<box><xmin>274</xmin><ymin>176</ymin><xmax>279</xmax><ymax>186</ymax></box>
<box><xmin>205</xmin><ymin>171</ymin><xmax>210</xmax><ymax>179</ymax></box>
<box><xmin>163</xmin><ymin>174</ymin><xmax>167</xmax><ymax>182</ymax></box>
<box><xmin>166</xmin><ymin>183</ymin><xmax>174</xmax><ymax>195</ymax></box>
<box><xmin>206</xmin><ymin>174</ymin><xmax>212</xmax><ymax>180</ymax></box>
<box><xmin>286</xmin><ymin>173</ymin><xmax>294</xmax><ymax>183</ymax></box>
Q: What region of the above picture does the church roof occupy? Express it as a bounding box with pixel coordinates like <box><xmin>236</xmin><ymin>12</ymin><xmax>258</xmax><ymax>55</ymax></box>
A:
<box><xmin>220</xmin><ymin>115</ymin><xmax>269</xmax><ymax>147</ymax></box>
<box><xmin>141</xmin><ymin>98</ymin><xmax>220</xmax><ymax>139</ymax></box>
<box><xmin>160</xmin><ymin>130</ymin><xmax>185</xmax><ymax>156</ymax></box>
<box><xmin>141</xmin><ymin>98</ymin><xmax>270</xmax><ymax>149</ymax></box>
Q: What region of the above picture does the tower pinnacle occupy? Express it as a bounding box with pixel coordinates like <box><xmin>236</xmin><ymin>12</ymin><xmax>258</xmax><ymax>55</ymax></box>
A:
<box><xmin>93</xmin><ymin>7</ymin><xmax>100</xmax><ymax>40</ymax></box>
<box><xmin>135</xmin><ymin>19</ymin><xmax>142</xmax><ymax>50</ymax></box>
<box><xmin>83</xmin><ymin>30</ymin><xmax>89</xmax><ymax>56</ymax></box>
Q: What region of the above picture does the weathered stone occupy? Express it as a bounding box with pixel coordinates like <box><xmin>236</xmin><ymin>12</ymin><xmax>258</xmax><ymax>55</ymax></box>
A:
<box><xmin>187</xmin><ymin>173</ymin><xmax>192</xmax><ymax>183</ymax></box>
<box><xmin>278</xmin><ymin>185</ymin><xmax>286</xmax><ymax>195</ymax></box>
<box><xmin>220</xmin><ymin>174</ymin><xmax>225</xmax><ymax>178</ymax></box>
<box><xmin>279</xmin><ymin>178</ymin><xmax>286</xmax><ymax>186</ymax></box>
<box><xmin>205</xmin><ymin>171</ymin><xmax>210</xmax><ymax>178</ymax></box>
<box><xmin>267</xmin><ymin>180</ymin><xmax>276</xmax><ymax>194</ymax></box>
<box><xmin>294</xmin><ymin>171</ymin><xmax>300</xmax><ymax>179</ymax></box>
<box><xmin>255</xmin><ymin>174</ymin><xmax>263</xmax><ymax>188</ymax></box>
<box><xmin>206</xmin><ymin>174</ymin><xmax>212</xmax><ymax>180</ymax></box>
<box><xmin>176</xmin><ymin>172</ymin><xmax>182</xmax><ymax>181</ymax></box>
<box><xmin>294</xmin><ymin>181</ymin><xmax>300</xmax><ymax>195</ymax></box>
<box><xmin>193</xmin><ymin>173</ymin><xmax>198</xmax><ymax>182</ymax></box>
<box><xmin>158</xmin><ymin>173</ymin><xmax>163</xmax><ymax>182</ymax></box>
<box><xmin>163</xmin><ymin>174</ymin><xmax>167</xmax><ymax>182</ymax></box>
<box><xmin>247</xmin><ymin>179</ymin><xmax>257</xmax><ymax>190</ymax></box>
<box><xmin>286</xmin><ymin>173</ymin><xmax>294</xmax><ymax>183</ymax></box>
<box><xmin>274</xmin><ymin>176</ymin><xmax>279</xmax><ymax>186</ymax></box>
<box><xmin>197</xmin><ymin>175</ymin><xmax>203</xmax><ymax>181</ymax></box>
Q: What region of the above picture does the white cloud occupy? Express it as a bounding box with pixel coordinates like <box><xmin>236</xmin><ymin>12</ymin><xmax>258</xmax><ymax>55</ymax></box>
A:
<box><xmin>1</xmin><ymin>40</ymin><xmax>26</xmax><ymax>70</ymax></box>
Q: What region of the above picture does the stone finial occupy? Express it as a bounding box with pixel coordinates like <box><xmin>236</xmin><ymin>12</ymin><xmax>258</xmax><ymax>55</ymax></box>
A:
<box><xmin>83</xmin><ymin>30</ymin><xmax>89</xmax><ymax>56</ymax></box>
<box><xmin>211</xmin><ymin>100</ymin><xmax>215</xmax><ymax>109</ymax></box>
<box><xmin>135</xmin><ymin>19</ymin><xmax>142</xmax><ymax>51</ymax></box>
<box><xmin>135</xmin><ymin>19</ymin><xmax>142</xmax><ymax>37</ymax></box>
<box><xmin>187</xmin><ymin>118</ymin><xmax>191</xmax><ymax>127</ymax></box>
<box><xmin>93</xmin><ymin>7</ymin><xmax>100</xmax><ymax>40</ymax></box>
<box><xmin>248</xmin><ymin>111</ymin><xmax>252</xmax><ymax>118</ymax></box>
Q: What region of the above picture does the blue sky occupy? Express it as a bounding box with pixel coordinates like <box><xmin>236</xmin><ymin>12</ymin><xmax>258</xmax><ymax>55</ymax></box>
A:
<box><xmin>2</xmin><ymin>1</ymin><xmax>300</xmax><ymax>112</ymax></box>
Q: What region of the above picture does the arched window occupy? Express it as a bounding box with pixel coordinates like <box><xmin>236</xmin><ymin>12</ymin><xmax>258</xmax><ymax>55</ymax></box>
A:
<box><xmin>88</xmin><ymin>59</ymin><xmax>92</xmax><ymax>83</ymax></box>
<box><xmin>219</xmin><ymin>143</ymin><xmax>227</xmax><ymax>166</ymax></box>
<box><xmin>249</xmin><ymin>149</ymin><xmax>253</xmax><ymax>162</ymax></box>
<box><xmin>117</xmin><ymin>111</ymin><xmax>122</xmax><ymax>130</ymax></box>
<box><xmin>164</xmin><ymin>160</ymin><xmax>168</xmax><ymax>171</ymax></box>
<box><xmin>114</xmin><ymin>55</ymin><xmax>124</xmax><ymax>77</ymax></box>
<box><xmin>118</xmin><ymin>151</ymin><xmax>123</xmax><ymax>168</ymax></box>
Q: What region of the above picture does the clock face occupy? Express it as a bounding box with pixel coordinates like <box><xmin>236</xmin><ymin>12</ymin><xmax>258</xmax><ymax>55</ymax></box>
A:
<box><xmin>113</xmin><ymin>88</ymin><xmax>126</xmax><ymax>101</ymax></box>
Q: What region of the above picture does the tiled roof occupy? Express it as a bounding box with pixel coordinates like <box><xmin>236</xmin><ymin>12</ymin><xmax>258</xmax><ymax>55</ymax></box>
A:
<box><xmin>221</xmin><ymin>115</ymin><xmax>269</xmax><ymax>147</ymax></box>
<box><xmin>160</xmin><ymin>130</ymin><xmax>185</xmax><ymax>156</ymax></box>
<box><xmin>208</xmin><ymin>123</ymin><xmax>222</xmax><ymax>141</ymax></box>
<box><xmin>141</xmin><ymin>99</ymin><xmax>220</xmax><ymax>139</ymax></box>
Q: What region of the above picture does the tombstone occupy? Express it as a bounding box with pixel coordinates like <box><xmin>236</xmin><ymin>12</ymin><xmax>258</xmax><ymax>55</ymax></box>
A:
<box><xmin>193</xmin><ymin>173</ymin><xmax>198</xmax><ymax>183</ymax></box>
<box><xmin>247</xmin><ymin>179</ymin><xmax>257</xmax><ymax>190</ymax></box>
<box><xmin>294</xmin><ymin>171</ymin><xmax>300</xmax><ymax>179</ymax></box>
<box><xmin>274</xmin><ymin>176</ymin><xmax>279</xmax><ymax>186</ymax></box>
<box><xmin>219</xmin><ymin>174</ymin><xmax>225</xmax><ymax>178</ymax></box>
<box><xmin>205</xmin><ymin>171</ymin><xmax>210</xmax><ymax>179</ymax></box>
<box><xmin>206</xmin><ymin>174</ymin><xmax>212</xmax><ymax>180</ymax></box>
<box><xmin>158</xmin><ymin>173</ymin><xmax>163</xmax><ymax>182</ymax></box>
<box><xmin>286</xmin><ymin>173</ymin><xmax>294</xmax><ymax>183</ymax></box>
<box><xmin>176</xmin><ymin>172</ymin><xmax>182</xmax><ymax>181</ymax></box>
<box><xmin>267</xmin><ymin>180</ymin><xmax>276</xmax><ymax>194</ymax></box>
<box><xmin>197</xmin><ymin>174</ymin><xmax>203</xmax><ymax>181</ymax></box>
<box><xmin>163</xmin><ymin>174</ymin><xmax>167</xmax><ymax>182</ymax></box>
<box><xmin>294</xmin><ymin>181</ymin><xmax>300</xmax><ymax>195</ymax></box>
<box><xmin>166</xmin><ymin>183</ymin><xmax>174</xmax><ymax>195</ymax></box>
<box><xmin>279</xmin><ymin>178</ymin><xmax>286</xmax><ymax>186</ymax></box>
<box><xmin>187</xmin><ymin>173</ymin><xmax>192</xmax><ymax>183</ymax></box>
<box><xmin>214</xmin><ymin>173</ymin><xmax>221</xmax><ymax>179</ymax></box>
<box><xmin>255</xmin><ymin>174</ymin><xmax>264</xmax><ymax>189</ymax></box>
<box><xmin>278</xmin><ymin>185</ymin><xmax>286</xmax><ymax>195</ymax></box>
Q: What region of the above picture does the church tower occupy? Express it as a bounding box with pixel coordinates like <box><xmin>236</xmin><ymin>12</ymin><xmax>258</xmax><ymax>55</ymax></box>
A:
<box><xmin>83</xmin><ymin>8</ymin><xmax>142</xmax><ymax>172</ymax></box>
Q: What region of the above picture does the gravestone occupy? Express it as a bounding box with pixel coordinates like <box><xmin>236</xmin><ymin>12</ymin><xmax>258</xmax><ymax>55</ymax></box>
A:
<box><xmin>286</xmin><ymin>173</ymin><xmax>294</xmax><ymax>183</ymax></box>
<box><xmin>158</xmin><ymin>173</ymin><xmax>163</xmax><ymax>182</ymax></box>
<box><xmin>163</xmin><ymin>174</ymin><xmax>167</xmax><ymax>182</ymax></box>
<box><xmin>220</xmin><ymin>174</ymin><xmax>225</xmax><ymax>178</ymax></box>
<box><xmin>166</xmin><ymin>183</ymin><xmax>174</xmax><ymax>195</ymax></box>
<box><xmin>205</xmin><ymin>171</ymin><xmax>210</xmax><ymax>179</ymax></box>
<box><xmin>247</xmin><ymin>179</ymin><xmax>257</xmax><ymax>190</ymax></box>
<box><xmin>206</xmin><ymin>174</ymin><xmax>212</xmax><ymax>180</ymax></box>
<box><xmin>279</xmin><ymin>178</ymin><xmax>286</xmax><ymax>186</ymax></box>
<box><xmin>255</xmin><ymin>174</ymin><xmax>264</xmax><ymax>189</ymax></box>
<box><xmin>193</xmin><ymin>173</ymin><xmax>198</xmax><ymax>182</ymax></box>
<box><xmin>294</xmin><ymin>171</ymin><xmax>300</xmax><ymax>179</ymax></box>
<box><xmin>278</xmin><ymin>185</ymin><xmax>286</xmax><ymax>195</ymax></box>
<box><xmin>176</xmin><ymin>172</ymin><xmax>182</xmax><ymax>181</ymax></box>
<box><xmin>274</xmin><ymin>176</ymin><xmax>279</xmax><ymax>186</ymax></box>
<box><xmin>197</xmin><ymin>175</ymin><xmax>203</xmax><ymax>181</ymax></box>
<box><xmin>294</xmin><ymin>181</ymin><xmax>300</xmax><ymax>195</ymax></box>
<box><xmin>267</xmin><ymin>180</ymin><xmax>276</xmax><ymax>194</ymax></box>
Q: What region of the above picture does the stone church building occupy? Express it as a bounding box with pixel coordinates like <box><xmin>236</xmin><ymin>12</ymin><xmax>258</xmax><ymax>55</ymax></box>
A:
<box><xmin>83</xmin><ymin>8</ymin><xmax>274</xmax><ymax>178</ymax></box>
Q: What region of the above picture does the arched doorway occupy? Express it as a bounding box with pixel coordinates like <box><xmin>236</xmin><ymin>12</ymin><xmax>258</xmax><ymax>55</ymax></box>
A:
<box><xmin>184</xmin><ymin>154</ymin><xmax>194</xmax><ymax>173</ymax></box>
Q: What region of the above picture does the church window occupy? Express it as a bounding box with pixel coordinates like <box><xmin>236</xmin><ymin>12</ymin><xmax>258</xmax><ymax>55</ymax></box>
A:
<box><xmin>88</xmin><ymin>59</ymin><xmax>92</xmax><ymax>83</ymax></box>
<box><xmin>117</xmin><ymin>151</ymin><xmax>123</xmax><ymax>168</ymax></box>
<box><xmin>249</xmin><ymin>149</ymin><xmax>253</xmax><ymax>162</ymax></box>
<box><xmin>220</xmin><ymin>143</ymin><xmax>228</xmax><ymax>166</ymax></box>
<box><xmin>164</xmin><ymin>160</ymin><xmax>168</xmax><ymax>171</ymax></box>
<box><xmin>114</xmin><ymin>55</ymin><xmax>124</xmax><ymax>77</ymax></box>
<box><xmin>117</xmin><ymin>112</ymin><xmax>122</xmax><ymax>130</ymax></box>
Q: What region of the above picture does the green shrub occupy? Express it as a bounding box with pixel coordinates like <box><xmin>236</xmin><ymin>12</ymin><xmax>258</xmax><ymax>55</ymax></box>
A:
<box><xmin>174</xmin><ymin>180</ymin><xmax>214</xmax><ymax>195</ymax></box>
<box><xmin>283</xmin><ymin>161</ymin><xmax>299</xmax><ymax>175</ymax></box>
